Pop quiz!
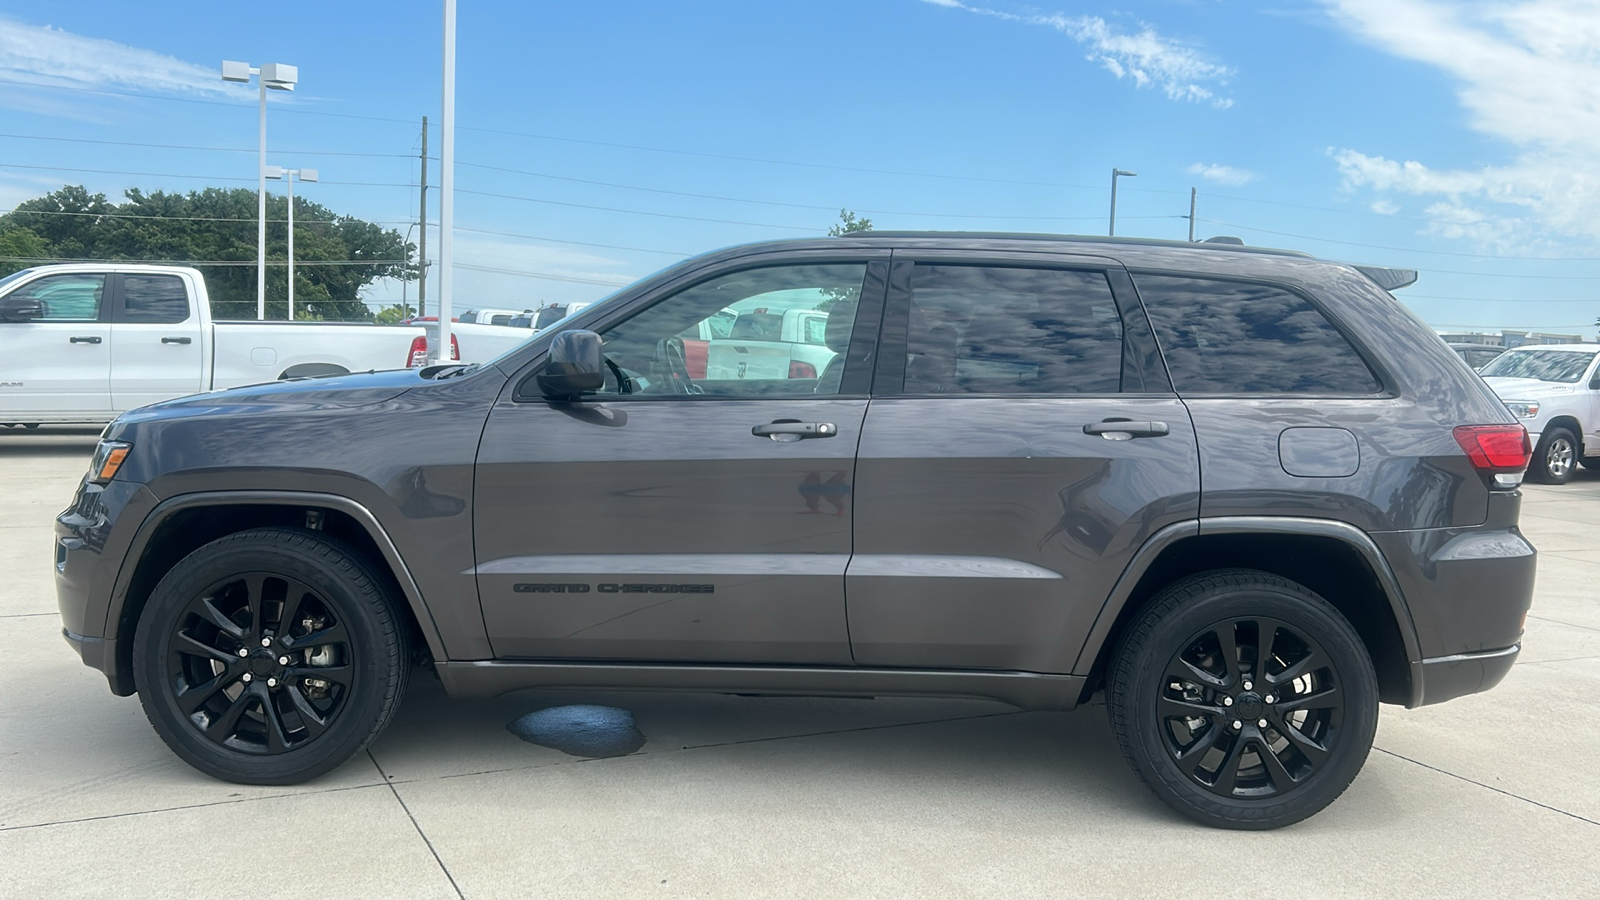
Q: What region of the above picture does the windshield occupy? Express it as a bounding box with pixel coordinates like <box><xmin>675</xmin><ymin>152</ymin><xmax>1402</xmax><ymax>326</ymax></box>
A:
<box><xmin>0</xmin><ymin>268</ymin><xmax>37</xmax><ymax>294</ymax></box>
<box><xmin>1480</xmin><ymin>349</ymin><xmax>1598</xmax><ymax>383</ymax></box>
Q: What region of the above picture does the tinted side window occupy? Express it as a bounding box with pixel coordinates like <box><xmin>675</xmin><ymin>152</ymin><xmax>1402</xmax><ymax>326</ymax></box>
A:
<box><xmin>1134</xmin><ymin>275</ymin><xmax>1380</xmax><ymax>394</ymax></box>
<box><xmin>904</xmin><ymin>265</ymin><xmax>1124</xmax><ymax>394</ymax></box>
<box><xmin>6</xmin><ymin>273</ymin><xmax>106</xmax><ymax>322</ymax></box>
<box><xmin>121</xmin><ymin>275</ymin><xmax>190</xmax><ymax>324</ymax></box>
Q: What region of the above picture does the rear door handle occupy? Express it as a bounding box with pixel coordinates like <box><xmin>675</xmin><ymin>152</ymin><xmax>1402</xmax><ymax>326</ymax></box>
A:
<box><xmin>752</xmin><ymin>421</ymin><xmax>837</xmax><ymax>441</ymax></box>
<box><xmin>1083</xmin><ymin>419</ymin><xmax>1169</xmax><ymax>439</ymax></box>
<box><xmin>69</xmin><ymin>336</ymin><xmax>102</xmax><ymax>345</ymax></box>
<box><xmin>161</xmin><ymin>336</ymin><xmax>192</xmax><ymax>344</ymax></box>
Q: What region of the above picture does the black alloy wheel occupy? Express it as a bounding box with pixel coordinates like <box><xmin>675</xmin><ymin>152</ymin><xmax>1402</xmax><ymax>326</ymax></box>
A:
<box><xmin>134</xmin><ymin>527</ymin><xmax>408</xmax><ymax>785</ymax></box>
<box><xmin>1159</xmin><ymin>618</ymin><xmax>1342</xmax><ymax>798</ymax></box>
<box><xmin>166</xmin><ymin>572</ymin><xmax>353</xmax><ymax>754</ymax></box>
<box><xmin>1108</xmin><ymin>569</ymin><xmax>1378</xmax><ymax>830</ymax></box>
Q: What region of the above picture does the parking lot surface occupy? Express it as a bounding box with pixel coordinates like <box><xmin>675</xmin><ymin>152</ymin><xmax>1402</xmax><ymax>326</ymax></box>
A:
<box><xmin>3</xmin><ymin>427</ymin><xmax>1597</xmax><ymax>898</ymax></box>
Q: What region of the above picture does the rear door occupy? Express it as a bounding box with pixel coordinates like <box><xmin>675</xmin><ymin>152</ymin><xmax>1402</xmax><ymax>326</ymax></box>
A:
<box><xmin>0</xmin><ymin>271</ymin><xmax>112</xmax><ymax>420</ymax></box>
<box><xmin>847</xmin><ymin>254</ymin><xmax>1201</xmax><ymax>673</ymax></box>
<box><xmin>109</xmin><ymin>271</ymin><xmax>205</xmax><ymax>411</ymax></box>
<box><xmin>474</xmin><ymin>255</ymin><xmax>888</xmax><ymax>663</ymax></box>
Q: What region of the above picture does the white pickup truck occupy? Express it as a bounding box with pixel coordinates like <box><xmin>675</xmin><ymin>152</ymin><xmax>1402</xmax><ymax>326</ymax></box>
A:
<box><xmin>706</xmin><ymin>306</ymin><xmax>836</xmax><ymax>381</ymax></box>
<box><xmin>1</xmin><ymin>263</ymin><xmax>440</xmax><ymax>426</ymax></box>
<box><xmin>1479</xmin><ymin>343</ymin><xmax>1600</xmax><ymax>484</ymax></box>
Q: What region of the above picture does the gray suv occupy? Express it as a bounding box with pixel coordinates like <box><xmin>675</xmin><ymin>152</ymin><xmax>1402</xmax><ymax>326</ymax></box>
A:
<box><xmin>55</xmin><ymin>234</ymin><xmax>1537</xmax><ymax>829</ymax></box>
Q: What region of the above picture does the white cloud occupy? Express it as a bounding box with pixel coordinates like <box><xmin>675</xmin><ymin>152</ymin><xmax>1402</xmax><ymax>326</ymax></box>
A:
<box><xmin>922</xmin><ymin>1</ymin><xmax>1234</xmax><ymax>107</ymax></box>
<box><xmin>1369</xmin><ymin>199</ymin><xmax>1400</xmax><ymax>216</ymax></box>
<box><xmin>1323</xmin><ymin>0</ymin><xmax>1600</xmax><ymax>248</ymax></box>
<box><xmin>0</xmin><ymin>15</ymin><xmax>242</xmax><ymax>104</ymax></box>
<box><xmin>1188</xmin><ymin>163</ymin><xmax>1256</xmax><ymax>186</ymax></box>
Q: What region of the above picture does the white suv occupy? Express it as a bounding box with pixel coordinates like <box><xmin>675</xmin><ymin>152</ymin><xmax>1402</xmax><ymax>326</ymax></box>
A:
<box><xmin>1480</xmin><ymin>344</ymin><xmax>1600</xmax><ymax>483</ymax></box>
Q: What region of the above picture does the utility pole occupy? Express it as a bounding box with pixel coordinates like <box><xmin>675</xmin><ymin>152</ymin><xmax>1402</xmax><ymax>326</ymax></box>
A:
<box><xmin>1188</xmin><ymin>187</ymin><xmax>1197</xmax><ymax>242</ymax></box>
<box><xmin>418</xmin><ymin>115</ymin><xmax>428</xmax><ymax>318</ymax></box>
<box><xmin>436</xmin><ymin>0</ymin><xmax>455</xmax><ymax>363</ymax></box>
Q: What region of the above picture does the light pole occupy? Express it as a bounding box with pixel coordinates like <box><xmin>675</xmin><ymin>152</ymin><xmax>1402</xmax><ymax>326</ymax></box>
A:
<box><xmin>222</xmin><ymin>60</ymin><xmax>298</xmax><ymax>320</ymax></box>
<box><xmin>1109</xmin><ymin>168</ymin><xmax>1137</xmax><ymax>237</ymax></box>
<box><xmin>265</xmin><ymin>166</ymin><xmax>318</xmax><ymax>320</ymax></box>
<box><xmin>435</xmin><ymin>0</ymin><xmax>456</xmax><ymax>363</ymax></box>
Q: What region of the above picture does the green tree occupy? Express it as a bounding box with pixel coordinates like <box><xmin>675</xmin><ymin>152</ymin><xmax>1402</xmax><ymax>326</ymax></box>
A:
<box><xmin>828</xmin><ymin>209</ymin><xmax>873</xmax><ymax>236</ymax></box>
<box><xmin>0</xmin><ymin>228</ymin><xmax>49</xmax><ymax>277</ymax></box>
<box><xmin>374</xmin><ymin>303</ymin><xmax>417</xmax><ymax>325</ymax></box>
<box><xmin>0</xmin><ymin>185</ymin><xmax>415</xmax><ymax>320</ymax></box>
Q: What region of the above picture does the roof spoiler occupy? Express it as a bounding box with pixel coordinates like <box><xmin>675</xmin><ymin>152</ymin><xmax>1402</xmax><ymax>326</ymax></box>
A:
<box><xmin>1353</xmin><ymin>264</ymin><xmax>1418</xmax><ymax>291</ymax></box>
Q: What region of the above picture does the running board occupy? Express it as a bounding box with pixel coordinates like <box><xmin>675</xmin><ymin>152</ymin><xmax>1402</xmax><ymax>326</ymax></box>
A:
<box><xmin>435</xmin><ymin>661</ymin><xmax>1087</xmax><ymax>711</ymax></box>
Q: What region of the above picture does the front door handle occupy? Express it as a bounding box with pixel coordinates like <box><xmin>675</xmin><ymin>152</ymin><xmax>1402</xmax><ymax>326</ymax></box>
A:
<box><xmin>69</xmin><ymin>336</ymin><xmax>102</xmax><ymax>344</ymax></box>
<box><xmin>752</xmin><ymin>421</ymin><xmax>837</xmax><ymax>442</ymax></box>
<box><xmin>1083</xmin><ymin>419</ymin><xmax>1169</xmax><ymax>439</ymax></box>
<box><xmin>161</xmin><ymin>336</ymin><xmax>192</xmax><ymax>345</ymax></box>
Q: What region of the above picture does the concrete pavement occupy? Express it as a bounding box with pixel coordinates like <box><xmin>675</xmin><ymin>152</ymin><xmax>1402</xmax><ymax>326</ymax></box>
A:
<box><xmin>3</xmin><ymin>426</ymin><xmax>1596</xmax><ymax>898</ymax></box>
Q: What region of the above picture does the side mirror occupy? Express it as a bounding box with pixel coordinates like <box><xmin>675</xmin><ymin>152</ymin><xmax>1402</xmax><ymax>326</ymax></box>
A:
<box><xmin>0</xmin><ymin>294</ymin><xmax>43</xmax><ymax>322</ymax></box>
<box><xmin>536</xmin><ymin>330</ymin><xmax>606</xmax><ymax>399</ymax></box>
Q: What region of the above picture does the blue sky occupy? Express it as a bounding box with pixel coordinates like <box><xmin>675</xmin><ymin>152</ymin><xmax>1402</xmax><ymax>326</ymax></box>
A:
<box><xmin>0</xmin><ymin>0</ymin><xmax>1596</xmax><ymax>337</ymax></box>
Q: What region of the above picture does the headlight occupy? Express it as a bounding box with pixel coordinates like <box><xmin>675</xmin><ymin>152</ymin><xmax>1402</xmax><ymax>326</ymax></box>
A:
<box><xmin>1503</xmin><ymin>400</ymin><xmax>1540</xmax><ymax>419</ymax></box>
<box><xmin>89</xmin><ymin>440</ymin><xmax>132</xmax><ymax>484</ymax></box>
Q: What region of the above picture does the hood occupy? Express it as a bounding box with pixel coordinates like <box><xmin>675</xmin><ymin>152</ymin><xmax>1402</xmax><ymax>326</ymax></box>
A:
<box><xmin>114</xmin><ymin>367</ymin><xmax>424</xmax><ymax>425</ymax></box>
<box><xmin>1482</xmin><ymin>376</ymin><xmax>1581</xmax><ymax>399</ymax></box>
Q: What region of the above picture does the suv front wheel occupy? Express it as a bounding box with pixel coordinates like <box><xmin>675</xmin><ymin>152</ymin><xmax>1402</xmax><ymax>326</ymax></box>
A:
<box><xmin>1108</xmin><ymin>569</ymin><xmax>1378</xmax><ymax>830</ymax></box>
<box><xmin>132</xmin><ymin>527</ymin><xmax>410</xmax><ymax>785</ymax></box>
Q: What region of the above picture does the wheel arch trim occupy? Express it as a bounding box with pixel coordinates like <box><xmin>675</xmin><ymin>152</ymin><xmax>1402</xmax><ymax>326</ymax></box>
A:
<box><xmin>106</xmin><ymin>490</ymin><xmax>449</xmax><ymax>663</ymax></box>
<box><xmin>1069</xmin><ymin>516</ymin><xmax>1424</xmax><ymax>707</ymax></box>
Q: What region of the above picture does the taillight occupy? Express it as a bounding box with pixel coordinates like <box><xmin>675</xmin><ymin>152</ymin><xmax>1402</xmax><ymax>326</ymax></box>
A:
<box><xmin>1453</xmin><ymin>424</ymin><xmax>1531</xmax><ymax>488</ymax></box>
<box><xmin>405</xmin><ymin>334</ymin><xmax>461</xmax><ymax>368</ymax></box>
<box><xmin>789</xmin><ymin>359</ymin><xmax>816</xmax><ymax>379</ymax></box>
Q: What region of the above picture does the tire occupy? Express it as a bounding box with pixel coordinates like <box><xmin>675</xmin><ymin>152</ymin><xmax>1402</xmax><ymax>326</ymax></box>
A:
<box><xmin>1528</xmin><ymin>426</ymin><xmax>1579</xmax><ymax>484</ymax></box>
<box><xmin>132</xmin><ymin>527</ymin><xmax>409</xmax><ymax>785</ymax></box>
<box><xmin>1107</xmin><ymin>569</ymin><xmax>1379</xmax><ymax>830</ymax></box>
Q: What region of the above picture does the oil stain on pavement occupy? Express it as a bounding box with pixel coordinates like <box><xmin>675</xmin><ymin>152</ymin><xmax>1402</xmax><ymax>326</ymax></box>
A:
<box><xmin>507</xmin><ymin>705</ymin><xmax>647</xmax><ymax>758</ymax></box>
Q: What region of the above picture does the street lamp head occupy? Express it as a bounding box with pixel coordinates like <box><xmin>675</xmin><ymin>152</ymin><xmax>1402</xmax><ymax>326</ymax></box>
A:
<box><xmin>259</xmin><ymin>62</ymin><xmax>298</xmax><ymax>91</ymax></box>
<box><xmin>298</xmin><ymin>168</ymin><xmax>318</xmax><ymax>183</ymax></box>
<box><xmin>221</xmin><ymin>60</ymin><xmax>252</xmax><ymax>83</ymax></box>
<box><xmin>263</xmin><ymin>165</ymin><xmax>285</xmax><ymax>180</ymax></box>
<box><xmin>1114</xmin><ymin>169</ymin><xmax>1138</xmax><ymax>177</ymax></box>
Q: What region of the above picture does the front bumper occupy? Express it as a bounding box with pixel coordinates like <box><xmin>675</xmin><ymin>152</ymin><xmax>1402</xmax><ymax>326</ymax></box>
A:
<box><xmin>55</xmin><ymin>477</ymin><xmax>158</xmax><ymax>697</ymax></box>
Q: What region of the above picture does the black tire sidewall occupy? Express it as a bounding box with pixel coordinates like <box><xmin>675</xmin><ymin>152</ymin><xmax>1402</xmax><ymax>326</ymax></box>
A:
<box><xmin>132</xmin><ymin>528</ymin><xmax>401</xmax><ymax>785</ymax></box>
<box><xmin>1112</xmin><ymin>573</ymin><xmax>1379</xmax><ymax>830</ymax></box>
<box><xmin>1532</xmin><ymin>427</ymin><xmax>1578</xmax><ymax>484</ymax></box>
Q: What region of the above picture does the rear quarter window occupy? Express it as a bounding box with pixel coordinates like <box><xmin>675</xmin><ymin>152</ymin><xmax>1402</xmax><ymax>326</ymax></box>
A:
<box><xmin>1133</xmin><ymin>275</ymin><xmax>1381</xmax><ymax>395</ymax></box>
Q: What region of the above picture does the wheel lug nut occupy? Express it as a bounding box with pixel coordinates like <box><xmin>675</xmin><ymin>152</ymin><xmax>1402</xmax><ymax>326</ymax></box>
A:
<box><xmin>1258</xmin><ymin>718</ymin><xmax>1268</xmax><ymax>728</ymax></box>
<box><xmin>260</xmin><ymin>637</ymin><xmax>271</xmax><ymax>647</ymax></box>
<box><xmin>1243</xmin><ymin>680</ymin><xmax>1253</xmax><ymax>691</ymax></box>
<box><xmin>278</xmin><ymin>656</ymin><xmax>289</xmax><ymax>666</ymax></box>
<box><xmin>1265</xmin><ymin>694</ymin><xmax>1276</xmax><ymax>704</ymax></box>
<box><xmin>237</xmin><ymin>648</ymin><xmax>249</xmax><ymax>658</ymax></box>
<box><xmin>267</xmin><ymin>677</ymin><xmax>278</xmax><ymax>687</ymax></box>
<box><xmin>242</xmin><ymin>673</ymin><xmax>253</xmax><ymax>683</ymax></box>
<box><xmin>1232</xmin><ymin>720</ymin><xmax>1242</xmax><ymax>730</ymax></box>
<box><xmin>1222</xmin><ymin>696</ymin><xmax>1234</xmax><ymax>707</ymax></box>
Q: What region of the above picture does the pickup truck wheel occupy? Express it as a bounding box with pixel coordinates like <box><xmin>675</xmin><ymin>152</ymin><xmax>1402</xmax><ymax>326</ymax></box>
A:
<box><xmin>132</xmin><ymin>527</ymin><xmax>409</xmax><ymax>785</ymax></box>
<box><xmin>1529</xmin><ymin>427</ymin><xmax>1578</xmax><ymax>484</ymax></box>
<box><xmin>1107</xmin><ymin>570</ymin><xmax>1378</xmax><ymax>830</ymax></box>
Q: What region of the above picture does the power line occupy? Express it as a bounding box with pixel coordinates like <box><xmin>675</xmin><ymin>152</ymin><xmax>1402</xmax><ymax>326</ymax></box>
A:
<box><xmin>1198</xmin><ymin>218</ymin><xmax>1600</xmax><ymax>262</ymax></box>
<box><xmin>0</xmin><ymin>163</ymin><xmax>415</xmax><ymax>188</ymax></box>
<box><xmin>453</xmin><ymin>226</ymin><xmax>688</xmax><ymax>257</ymax></box>
<box><xmin>0</xmin><ymin>256</ymin><xmax>407</xmax><ymax>266</ymax></box>
<box><xmin>456</xmin><ymin>161</ymin><xmax>1126</xmax><ymax>221</ymax></box>
<box><xmin>454</xmin><ymin>188</ymin><xmax>817</xmax><ymax>232</ymax></box>
<box><xmin>454</xmin><ymin>263</ymin><xmax>630</xmax><ymax>286</ymax></box>
<box><xmin>0</xmin><ymin>132</ymin><xmax>411</xmax><ymax>158</ymax></box>
<box><xmin>1403</xmin><ymin>294</ymin><xmax>1598</xmax><ymax>304</ymax></box>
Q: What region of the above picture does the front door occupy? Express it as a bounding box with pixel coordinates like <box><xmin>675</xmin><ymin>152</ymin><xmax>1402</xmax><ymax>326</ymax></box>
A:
<box><xmin>0</xmin><ymin>271</ymin><xmax>112</xmax><ymax>421</ymax></box>
<box><xmin>847</xmin><ymin>257</ymin><xmax>1201</xmax><ymax>673</ymax></box>
<box><xmin>110</xmin><ymin>271</ymin><xmax>205</xmax><ymax>411</ymax></box>
<box><xmin>475</xmin><ymin>258</ymin><xmax>888</xmax><ymax>663</ymax></box>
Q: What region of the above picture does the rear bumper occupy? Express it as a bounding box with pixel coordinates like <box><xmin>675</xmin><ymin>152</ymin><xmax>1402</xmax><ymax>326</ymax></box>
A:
<box><xmin>1416</xmin><ymin>645</ymin><xmax>1520</xmax><ymax>706</ymax></box>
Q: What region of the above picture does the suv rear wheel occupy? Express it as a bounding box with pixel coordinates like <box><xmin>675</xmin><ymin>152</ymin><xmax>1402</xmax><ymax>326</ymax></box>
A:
<box><xmin>1107</xmin><ymin>569</ymin><xmax>1378</xmax><ymax>830</ymax></box>
<box><xmin>132</xmin><ymin>527</ymin><xmax>409</xmax><ymax>785</ymax></box>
